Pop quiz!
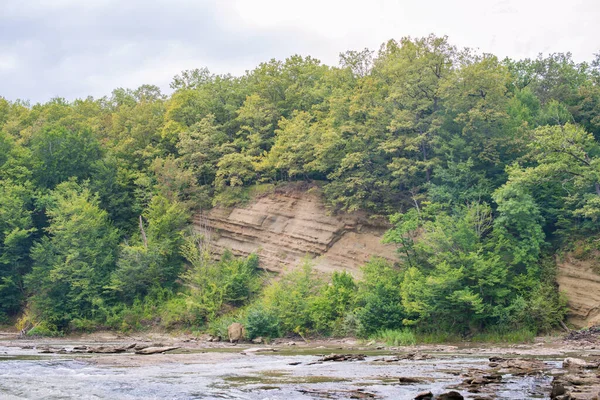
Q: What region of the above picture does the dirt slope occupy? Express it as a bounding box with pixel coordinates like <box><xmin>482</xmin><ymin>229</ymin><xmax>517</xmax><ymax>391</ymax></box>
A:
<box><xmin>193</xmin><ymin>188</ymin><xmax>397</xmax><ymax>275</ymax></box>
<box><xmin>557</xmin><ymin>254</ymin><xmax>600</xmax><ymax>328</ymax></box>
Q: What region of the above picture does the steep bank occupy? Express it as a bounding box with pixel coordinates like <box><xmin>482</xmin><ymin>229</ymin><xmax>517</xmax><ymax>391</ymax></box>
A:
<box><xmin>557</xmin><ymin>254</ymin><xmax>600</xmax><ymax>328</ymax></box>
<box><xmin>193</xmin><ymin>187</ymin><xmax>397</xmax><ymax>275</ymax></box>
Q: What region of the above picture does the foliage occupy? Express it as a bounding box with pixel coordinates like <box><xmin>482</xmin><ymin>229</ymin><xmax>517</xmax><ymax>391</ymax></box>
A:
<box><xmin>0</xmin><ymin>181</ymin><xmax>34</xmax><ymax>316</ymax></box>
<box><xmin>383</xmin><ymin>199</ymin><xmax>563</xmax><ymax>335</ymax></box>
<box><xmin>30</xmin><ymin>126</ymin><xmax>102</xmax><ymax>189</ymax></box>
<box><xmin>0</xmin><ymin>34</ymin><xmax>595</xmax><ymax>338</ymax></box>
<box><xmin>371</xmin><ymin>328</ymin><xmax>416</xmax><ymax>346</ymax></box>
<box><xmin>108</xmin><ymin>194</ymin><xmax>190</xmax><ymax>302</ymax></box>
<box><xmin>179</xmin><ymin>237</ymin><xmax>262</xmax><ymax>326</ymax></box>
<box><xmin>354</xmin><ymin>259</ymin><xmax>405</xmax><ymax>337</ymax></box>
<box><xmin>26</xmin><ymin>181</ymin><xmax>119</xmax><ymax>329</ymax></box>
<box><xmin>258</xmin><ymin>262</ymin><xmax>323</xmax><ymax>336</ymax></box>
<box><xmin>244</xmin><ymin>306</ymin><xmax>281</xmax><ymax>340</ymax></box>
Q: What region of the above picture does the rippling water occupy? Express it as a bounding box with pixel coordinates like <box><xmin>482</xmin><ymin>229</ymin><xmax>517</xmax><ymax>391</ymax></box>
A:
<box><xmin>0</xmin><ymin>345</ymin><xmax>553</xmax><ymax>399</ymax></box>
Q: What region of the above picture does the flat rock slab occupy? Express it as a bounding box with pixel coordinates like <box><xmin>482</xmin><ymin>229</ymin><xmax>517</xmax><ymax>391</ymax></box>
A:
<box><xmin>134</xmin><ymin>346</ymin><xmax>180</xmax><ymax>355</ymax></box>
<box><xmin>241</xmin><ymin>347</ymin><xmax>277</xmax><ymax>354</ymax></box>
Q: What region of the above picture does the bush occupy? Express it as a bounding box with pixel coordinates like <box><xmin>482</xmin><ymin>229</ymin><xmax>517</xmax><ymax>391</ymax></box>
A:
<box><xmin>354</xmin><ymin>258</ymin><xmax>405</xmax><ymax>337</ymax></box>
<box><xmin>69</xmin><ymin>318</ymin><xmax>100</xmax><ymax>332</ymax></box>
<box><xmin>207</xmin><ymin>314</ymin><xmax>243</xmax><ymax>339</ymax></box>
<box><xmin>259</xmin><ymin>261</ymin><xmax>323</xmax><ymax>335</ymax></box>
<box><xmin>181</xmin><ymin>238</ymin><xmax>262</xmax><ymax>325</ymax></box>
<box><xmin>244</xmin><ymin>305</ymin><xmax>281</xmax><ymax>339</ymax></box>
<box><xmin>27</xmin><ymin>321</ymin><xmax>61</xmax><ymax>337</ymax></box>
<box><xmin>0</xmin><ymin>311</ymin><xmax>10</xmax><ymax>325</ymax></box>
<box><xmin>309</xmin><ymin>271</ymin><xmax>357</xmax><ymax>335</ymax></box>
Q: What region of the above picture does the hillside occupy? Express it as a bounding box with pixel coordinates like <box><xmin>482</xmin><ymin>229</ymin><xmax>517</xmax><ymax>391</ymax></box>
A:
<box><xmin>196</xmin><ymin>186</ymin><xmax>396</xmax><ymax>275</ymax></box>
<box><xmin>1</xmin><ymin>34</ymin><xmax>600</xmax><ymax>337</ymax></box>
<box><xmin>557</xmin><ymin>255</ymin><xmax>600</xmax><ymax>328</ymax></box>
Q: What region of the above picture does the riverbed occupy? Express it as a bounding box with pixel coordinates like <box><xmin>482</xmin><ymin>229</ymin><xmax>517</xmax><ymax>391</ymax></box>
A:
<box><xmin>0</xmin><ymin>333</ymin><xmax>598</xmax><ymax>399</ymax></box>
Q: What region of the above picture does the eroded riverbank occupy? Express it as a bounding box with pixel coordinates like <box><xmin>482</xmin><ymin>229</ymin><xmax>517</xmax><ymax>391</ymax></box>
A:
<box><xmin>1</xmin><ymin>332</ymin><xmax>599</xmax><ymax>399</ymax></box>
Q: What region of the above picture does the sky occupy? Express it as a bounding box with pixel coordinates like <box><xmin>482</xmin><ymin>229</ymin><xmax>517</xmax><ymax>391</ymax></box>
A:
<box><xmin>1</xmin><ymin>0</ymin><xmax>599</xmax><ymax>103</ymax></box>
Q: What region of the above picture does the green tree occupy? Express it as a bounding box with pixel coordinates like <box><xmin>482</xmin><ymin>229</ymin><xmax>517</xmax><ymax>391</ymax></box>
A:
<box><xmin>0</xmin><ymin>181</ymin><xmax>35</xmax><ymax>317</ymax></box>
<box><xmin>378</xmin><ymin>35</ymin><xmax>456</xmax><ymax>183</ymax></box>
<box><xmin>30</xmin><ymin>125</ymin><xmax>102</xmax><ymax>189</ymax></box>
<box><xmin>506</xmin><ymin>123</ymin><xmax>600</xmax><ymax>232</ymax></box>
<box><xmin>234</xmin><ymin>94</ymin><xmax>279</xmax><ymax>156</ymax></box>
<box><xmin>26</xmin><ymin>181</ymin><xmax>119</xmax><ymax>329</ymax></box>
<box><xmin>176</xmin><ymin>114</ymin><xmax>231</xmax><ymax>186</ymax></box>
<box><xmin>109</xmin><ymin>194</ymin><xmax>190</xmax><ymax>302</ymax></box>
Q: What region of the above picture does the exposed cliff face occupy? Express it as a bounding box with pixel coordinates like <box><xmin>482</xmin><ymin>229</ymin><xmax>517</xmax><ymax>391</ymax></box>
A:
<box><xmin>557</xmin><ymin>255</ymin><xmax>600</xmax><ymax>328</ymax></box>
<box><xmin>193</xmin><ymin>188</ymin><xmax>398</xmax><ymax>275</ymax></box>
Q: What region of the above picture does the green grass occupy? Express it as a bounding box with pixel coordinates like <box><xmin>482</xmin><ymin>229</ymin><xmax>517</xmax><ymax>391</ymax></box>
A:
<box><xmin>470</xmin><ymin>328</ymin><xmax>536</xmax><ymax>343</ymax></box>
<box><xmin>371</xmin><ymin>328</ymin><xmax>417</xmax><ymax>346</ymax></box>
<box><xmin>370</xmin><ymin>327</ymin><xmax>536</xmax><ymax>345</ymax></box>
<box><xmin>414</xmin><ymin>331</ymin><xmax>462</xmax><ymax>344</ymax></box>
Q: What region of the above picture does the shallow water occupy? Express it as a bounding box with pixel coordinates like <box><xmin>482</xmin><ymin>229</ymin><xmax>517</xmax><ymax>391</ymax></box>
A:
<box><xmin>0</xmin><ymin>345</ymin><xmax>554</xmax><ymax>399</ymax></box>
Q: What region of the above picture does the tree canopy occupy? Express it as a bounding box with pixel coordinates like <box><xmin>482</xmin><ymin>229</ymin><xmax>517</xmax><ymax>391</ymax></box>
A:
<box><xmin>1</xmin><ymin>34</ymin><xmax>596</xmax><ymax>336</ymax></box>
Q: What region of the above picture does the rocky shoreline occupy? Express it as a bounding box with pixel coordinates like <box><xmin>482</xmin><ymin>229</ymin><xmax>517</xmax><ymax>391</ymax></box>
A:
<box><xmin>1</xmin><ymin>330</ymin><xmax>600</xmax><ymax>399</ymax></box>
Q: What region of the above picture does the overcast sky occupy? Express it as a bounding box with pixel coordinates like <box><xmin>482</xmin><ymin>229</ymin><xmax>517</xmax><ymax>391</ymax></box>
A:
<box><xmin>1</xmin><ymin>0</ymin><xmax>599</xmax><ymax>103</ymax></box>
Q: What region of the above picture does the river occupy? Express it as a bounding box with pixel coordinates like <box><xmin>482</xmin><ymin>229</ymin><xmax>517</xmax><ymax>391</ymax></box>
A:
<box><xmin>0</xmin><ymin>338</ymin><xmax>569</xmax><ymax>399</ymax></box>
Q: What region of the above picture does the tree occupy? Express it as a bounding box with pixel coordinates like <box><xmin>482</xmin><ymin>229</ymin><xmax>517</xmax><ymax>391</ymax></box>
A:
<box><xmin>507</xmin><ymin>123</ymin><xmax>600</xmax><ymax>230</ymax></box>
<box><xmin>26</xmin><ymin>181</ymin><xmax>119</xmax><ymax>329</ymax></box>
<box><xmin>492</xmin><ymin>184</ymin><xmax>545</xmax><ymax>272</ymax></box>
<box><xmin>234</xmin><ymin>94</ymin><xmax>279</xmax><ymax>156</ymax></box>
<box><xmin>0</xmin><ymin>181</ymin><xmax>35</xmax><ymax>317</ymax></box>
<box><xmin>377</xmin><ymin>35</ymin><xmax>456</xmax><ymax>183</ymax></box>
<box><xmin>109</xmin><ymin>194</ymin><xmax>190</xmax><ymax>303</ymax></box>
<box><xmin>176</xmin><ymin>114</ymin><xmax>231</xmax><ymax>186</ymax></box>
<box><xmin>441</xmin><ymin>53</ymin><xmax>513</xmax><ymax>175</ymax></box>
<box><xmin>214</xmin><ymin>153</ymin><xmax>256</xmax><ymax>189</ymax></box>
<box><xmin>263</xmin><ymin>111</ymin><xmax>317</xmax><ymax>179</ymax></box>
<box><xmin>30</xmin><ymin>125</ymin><xmax>102</xmax><ymax>189</ymax></box>
<box><xmin>339</xmin><ymin>48</ymin><xmax>374</xmax><ymax>78</ymax></box>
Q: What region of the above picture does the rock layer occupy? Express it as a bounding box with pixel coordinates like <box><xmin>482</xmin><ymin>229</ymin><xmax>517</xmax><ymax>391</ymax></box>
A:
<box><xmin>194</xmin><ymin>188</ymin><xmax>397</xmax><ymax>275</ymax></box>
<box><xmin>557</xmin><ymin>254</ymin><xmax>600</xmax><ymax>328</ymax></box>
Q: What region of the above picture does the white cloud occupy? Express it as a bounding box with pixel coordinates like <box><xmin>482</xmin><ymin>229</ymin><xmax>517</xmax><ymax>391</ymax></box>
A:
<box><xmin>0</xmin><ymin>54</ymin><xmax>18</xmax><ymax>72</ymax></box>
<box><xmin>222</xmin><ymin>0</ymin><xmax>600</xmax><ymax>62</ymax></box>
<box><xmin>1</xmin><ymin>0</ymin><xmax>598</xmax><ymax>102</ymax></box>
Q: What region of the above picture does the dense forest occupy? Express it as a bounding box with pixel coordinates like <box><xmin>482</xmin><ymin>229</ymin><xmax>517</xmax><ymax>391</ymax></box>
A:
<box><xmin>1</xmin><ymin>35</ymin><xmax>599</xmax><ymax>340</ymax></box>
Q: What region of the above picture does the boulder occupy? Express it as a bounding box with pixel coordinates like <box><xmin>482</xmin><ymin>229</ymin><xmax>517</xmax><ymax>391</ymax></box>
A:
<box><xmin>563</xmin><ymin>357</ymin><xmax>599</xmax><ymax>369</ymax></box>
<box><xmin>319</xmin><ymin>353</ymin><xmax>366</xmax><ymax>362</ymax></box>
<box><xmin>414</xmin><ymin>391</ymin><xmax>433</xmax><ymax>400</ymax></box>
<box><xmin>228</xmin><ymin>323</ymin><xmax>245</xmax><ymax>343</ymax></box>
<box><xmin>550</xmin><ymin>380</ymin><xmax>566</xmax><ymax>399</ymax></box>
<box><xmin>436</xmin><ymin>392</ymin><xmax>464</xmax><ymax>400</ymax></box>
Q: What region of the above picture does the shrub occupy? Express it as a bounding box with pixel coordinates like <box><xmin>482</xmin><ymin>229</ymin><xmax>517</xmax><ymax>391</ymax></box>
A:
<box><xmin>69</xmin><ymin>318</ymin><xmax>100</xmax><ymax>332</ymax></box>
<box><xmin>354</xmin><ymin>258</ymin><xmax>405</xmax><ymax>337</ymax></box>
<box><xmin>27</xmin><ymin>321</ymin><xmax>61</xmax><ymax>337</ymax></box>
<box><xmin>207</xmin><ymin>313</ymin><xmax>244</xmax><ymax>339</ymax></box>
<box><xmin>244</xmin><ymin>305</ymin><xmax>281</xmax><ymax>339</ymax></box>
<box><xmin>309</xmin><ymin>271</ymin><xmax>357</xmax><ymax>335</ymax></box>
<box><xmin>259</xmin><ymin>261</ymin><xmax>323</xmax><ymax>335</ymax></box>
<box><xmin>181</xmin><ymin>237</ymin><xmax>262</xmax><ymax>326</ymax></box>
